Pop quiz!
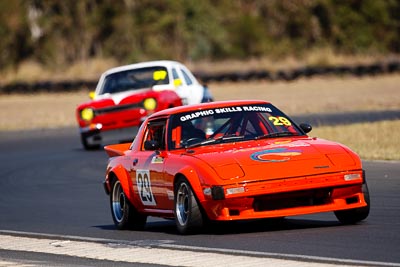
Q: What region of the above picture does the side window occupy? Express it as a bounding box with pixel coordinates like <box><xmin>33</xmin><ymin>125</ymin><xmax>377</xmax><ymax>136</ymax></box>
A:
<box><xmin>172</xmin><ymin>68</ymin><xmax>179</xmax><ymax>80</ymax></box>
<box><xmin>172</xmin><ymin>68</ymin><xmax>183</xmax><ymax>87</ymax></box>
<box><xmin>142</xmin><ymin>120</ymin><xmax>166</xmax><ymax>150</ymax></box>
<box><xmin>181</xmin><ymin>69</ymin><xmax>193</xmax><ymax>85</ymax></box>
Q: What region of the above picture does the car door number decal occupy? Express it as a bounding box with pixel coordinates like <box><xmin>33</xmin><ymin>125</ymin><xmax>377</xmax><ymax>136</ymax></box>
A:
<box><xmin>136</xmin><ymin>170</ymin><xmax>156</xmax><ymax>206</ymax></box>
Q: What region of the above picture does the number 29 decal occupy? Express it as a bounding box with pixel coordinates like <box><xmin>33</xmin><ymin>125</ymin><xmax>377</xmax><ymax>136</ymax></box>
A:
<box><xmin>136</xmin><ymin>170</ymin><xmax>156</xmax><ymax>206</ymax></box>
<box><xmin>269</xmin><ymin>116</ymin><xmax>292</xmax><ymax>126</ymax></box>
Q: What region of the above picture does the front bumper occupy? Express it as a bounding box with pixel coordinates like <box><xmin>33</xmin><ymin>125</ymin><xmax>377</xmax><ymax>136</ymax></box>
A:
<box><xmin>201</xmin><ymin>171</ymin><xmax>368</xmax><ymax>221</ymax></box>
<box><xmin>80</xmin><ymin>124</ymin><xmax>140</xmax><ymax>147</ymax></box>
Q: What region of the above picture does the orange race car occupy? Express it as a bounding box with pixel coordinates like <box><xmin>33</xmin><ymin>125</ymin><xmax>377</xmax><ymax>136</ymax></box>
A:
<box><xmin>103</xmin><ymin>100</ymin><xmax>370</xmax><ymax>234</ymax></box>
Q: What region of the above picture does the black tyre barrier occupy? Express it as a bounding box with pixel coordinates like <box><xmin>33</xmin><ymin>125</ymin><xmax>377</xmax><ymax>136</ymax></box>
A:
<box><xmin>1</xmin><ymin>61</ymin><xmax>399</xmax><ymax>94</ymax></box>
<box><xmin>0</xmin><ymin>80</ymin><xmax>97</xmax><ymax>94</ymax></box>
<box><xmin>368</xmin><ymin>63</ymin><xmax>385</xmax><ymax>75</ymax></box>
<box><xmin>241</xmin><ymin>70</ymin><xmax>258</xmax><ymax>80</ymax></box>
<box><xmin>275</xmin><ymin>70</ymin><xmax>293</xmax><ymax>81</ymax></box>
<box><xmin>254</xmin><ymin>70</ymin><xmax>273</xmax><ymax>80</ymax></box>
<box><xmin>388</xmin><ymin>61</ymin><xmax>400</xmax><ymax>73</ymax></box>
<box><xmin>334</xmin><ymin>66</ymin><xmax>353</xmax><ymax>75</ymax></box>
<box><xmin>225</xmin><ymin>72</ymin><xmax>241</xmax><ymax>82</ymax></box>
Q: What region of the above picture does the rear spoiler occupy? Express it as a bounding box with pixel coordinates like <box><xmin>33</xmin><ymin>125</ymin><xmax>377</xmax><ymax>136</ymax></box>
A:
<box><xmin>104</xmin><ymin>143</ymin><xmax>131</xmax><ymax>157</ymax></box>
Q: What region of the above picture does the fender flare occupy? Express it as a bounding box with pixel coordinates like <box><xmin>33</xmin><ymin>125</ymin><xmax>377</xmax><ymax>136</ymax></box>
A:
<box><xmin>107</xmin><ymin>165</ymin><xmax>133</xmax><ymax>200</ymax></box>
<box><xmin>175</xmin><ymin>166</ymin><xmax>206</xmax><ymax>202</ymax></box>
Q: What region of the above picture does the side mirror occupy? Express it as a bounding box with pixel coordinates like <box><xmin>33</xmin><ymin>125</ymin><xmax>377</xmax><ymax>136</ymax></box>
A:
<box><xmin>300</xmin><ymin>123</ymin><xmax>312</xmax><ymax>133</ymax></box>
<box><xmin>144</xmin><ymin>140</ymin><xmax>160</xmax><ymax>151</ymax></box>
<box><xmin>89</xmin><ymin>91</ymin><xmax>95</xmax><ymax>100</ymax></box>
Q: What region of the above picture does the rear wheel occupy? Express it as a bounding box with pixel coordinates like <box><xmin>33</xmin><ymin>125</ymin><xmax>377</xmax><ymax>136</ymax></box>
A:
<box><xmin>334</xmin><ymin>183</ymin><xmax>370</xmax><ymax>224</ymax></box>
<box><xmin>174</xmin><ymin>177</ymin><xmax>204</xmax><ymax>234</ymax></box>
<box><xmin>110</xmin><ymin>179</ymin><xmax>147</xmax><ymax>230</ymax></box>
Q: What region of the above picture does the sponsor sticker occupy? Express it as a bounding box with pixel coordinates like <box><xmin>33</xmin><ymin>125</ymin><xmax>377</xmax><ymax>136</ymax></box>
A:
<box><xmin>151</xmin><ymin>156</ymin><xmax>164</xmax><ymax>164</ymax></box>
<box><xmin>250</xmin><ymin>148</ymin><xmax>302</xmax><ymax>162</ymax></box>
<box><xmin>179</xmin><ymin>105</ymin><xmax>273</xmax><ymax>122</ymax></box>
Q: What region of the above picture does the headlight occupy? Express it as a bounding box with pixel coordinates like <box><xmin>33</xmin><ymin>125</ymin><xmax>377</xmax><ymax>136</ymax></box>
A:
<box><xmin>81</xmin><ymin>108</ymin><xmax>95</xmax><ymax>121</ymax></box>
<box><xmin>143</xmin><ymin>98</ymin><xmax>157</xmax><ymax>111</ymax></box>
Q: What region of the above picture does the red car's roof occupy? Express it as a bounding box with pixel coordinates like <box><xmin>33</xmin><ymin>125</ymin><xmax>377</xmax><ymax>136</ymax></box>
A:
<box><xmin>150</xmin><ymin>100</ymin><xmax>271</xmax><ymax>118</ymax></box>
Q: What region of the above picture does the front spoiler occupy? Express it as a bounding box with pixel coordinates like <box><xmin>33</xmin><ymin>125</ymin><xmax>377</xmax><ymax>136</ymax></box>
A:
<box><xmin>202</xmin><ymin>184</ymin><xmax>368</xmax><ymax>221</ymax></box>
<box><xmin>201</xmin><ymin>171</ymin><xmax>368</xmax><ymax>221</ymax></box>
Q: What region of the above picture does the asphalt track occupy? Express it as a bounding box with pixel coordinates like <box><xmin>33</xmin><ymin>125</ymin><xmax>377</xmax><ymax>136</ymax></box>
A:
<box><xmin>0</xmin><ymin>114</ymin><xmax>399</xmax><ymax>266</ymax></box>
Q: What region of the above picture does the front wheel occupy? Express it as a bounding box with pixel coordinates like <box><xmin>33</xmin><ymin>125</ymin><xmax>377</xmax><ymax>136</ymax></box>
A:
<box><xmin>334</xmin><ymin>182</ymin><xmax>370</xmax><ymax>224</ymax></box>
<box><xmin>110</xmin><ymin>179</ymin><xmax>147</xmax><ymax>230</ymax></box>
<box><xmin>174</xmin><ymin>177</ymin><xmax>204</xmax><ymax>234</ymax></box>
<box><xmin>81</xmin><ymin>133</ymin><xmax>100</xmax><ymax>150</ymax></box>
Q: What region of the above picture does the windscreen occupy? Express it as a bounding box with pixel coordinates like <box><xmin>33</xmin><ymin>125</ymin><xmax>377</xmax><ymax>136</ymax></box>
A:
<box><xmin>99</xmin><ymin>66</ymin><xmax>169</xmax><ymax>95</ymax></box>
<box><xmin>168</xmin><ymin>103</ymin><xmax>305</xmax><ymax>150</ymax></box>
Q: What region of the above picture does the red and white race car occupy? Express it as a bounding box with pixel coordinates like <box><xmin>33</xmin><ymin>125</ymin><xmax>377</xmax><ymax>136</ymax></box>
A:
<box><xmin>76</xmin><ymin>60</ymin><xmax>212</xmax><ymax>149</ymax></box>
<box><xmin>103</xmin><ymin>100</ymin><xmax>370</xmax><ymax>234</ymax></box>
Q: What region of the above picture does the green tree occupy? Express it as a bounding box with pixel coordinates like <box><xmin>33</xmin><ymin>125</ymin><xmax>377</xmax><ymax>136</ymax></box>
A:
<box><xmin>0</xmin><ymin>1</ymin><xmax>32</xmax><ymax>69</ymax></box>
<box><xmin>1</xmin><ymin>0</ymin><xmax>400</xmax><ymax>70</ymax></box>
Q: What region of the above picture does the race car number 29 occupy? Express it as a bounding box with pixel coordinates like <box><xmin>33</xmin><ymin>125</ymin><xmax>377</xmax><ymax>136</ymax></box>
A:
<box><xmin>136</xmin><ymin>170</ymin><xmax>156</xmax><ymax>206</ymax></box>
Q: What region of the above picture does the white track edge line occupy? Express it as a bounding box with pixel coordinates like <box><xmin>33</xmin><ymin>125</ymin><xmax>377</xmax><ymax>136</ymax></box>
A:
<box><xmin>1</xmin><ymin>230</ymin><xmax>399</xmax><ymax>267</ymax></box>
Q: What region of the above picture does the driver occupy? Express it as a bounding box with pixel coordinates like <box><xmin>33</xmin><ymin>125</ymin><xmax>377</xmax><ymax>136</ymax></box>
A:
<box><xmin>181</xmin><ymin>120</ymin><xmax>206</xmax><ymax>144</ymax></box>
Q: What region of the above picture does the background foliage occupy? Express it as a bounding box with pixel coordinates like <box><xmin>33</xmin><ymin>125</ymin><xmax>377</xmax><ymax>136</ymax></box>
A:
<box><xmin>1</xmin><ymin>0</ymin><xmax>399</xmax><ymax>71</ymax></box>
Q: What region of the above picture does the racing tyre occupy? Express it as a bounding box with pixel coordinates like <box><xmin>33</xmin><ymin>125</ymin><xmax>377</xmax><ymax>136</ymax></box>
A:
<box><xmin>110</xmin><ymin>179</ymin><xmax>147</xmax><ymax>230</ymax></box>
<box><xmin>334</xmin><ymin>182</ymin><xmax>370</xmax><ymax>224</ymax></box>
<box><xmin>81</xmin><ymin>133</ymin><xmax>100</xmax><ymax>150</ymax></box>
<box><xmin>174</xmin><ymin>177</ymin><xmax>204</xmax><ymax>234</ymax></box>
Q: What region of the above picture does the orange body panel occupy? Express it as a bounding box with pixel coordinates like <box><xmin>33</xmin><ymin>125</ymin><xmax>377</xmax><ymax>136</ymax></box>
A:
<box><xmin>105</xmin><ymin>143</ymin><xmax>131</xmax><ymax>157</ymax></box>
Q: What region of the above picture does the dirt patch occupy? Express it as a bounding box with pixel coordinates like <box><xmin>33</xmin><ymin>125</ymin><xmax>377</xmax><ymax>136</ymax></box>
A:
<box><xmin>209</xmin><ymin>75</ymin><xmax>400</xmax><ymax>116</ymax></box>
<box><xmin>0</xmin><ymin>92</ymin><xmax>86</xmax><ymax>131</ymax></box>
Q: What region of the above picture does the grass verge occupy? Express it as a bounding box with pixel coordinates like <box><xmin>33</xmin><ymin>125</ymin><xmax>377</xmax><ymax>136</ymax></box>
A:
<box><xmin>312</xmin><ymin>120</ymin><xmax>400</xmax><ymax>161</ymax></box>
